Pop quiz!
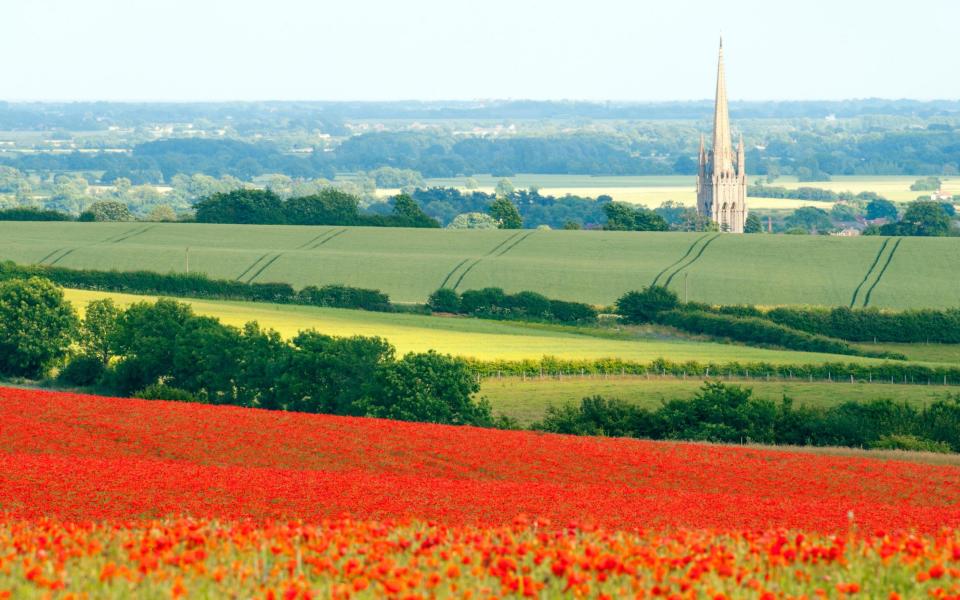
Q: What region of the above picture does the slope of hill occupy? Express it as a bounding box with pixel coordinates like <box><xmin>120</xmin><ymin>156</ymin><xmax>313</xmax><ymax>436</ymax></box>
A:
<box><xmin>62</xmin><ymin>288</ymin><xmax>914</xmax><ymax>365</ymax></box>
<box><xmin>4</xmin><ymin>386</ymin><xmax>960</xmax><ymax>533</ymax></box>
<box><xmin>2</xmin><ymin>222</ymin><xmax>958</xmax><ymax>308</ymax></box>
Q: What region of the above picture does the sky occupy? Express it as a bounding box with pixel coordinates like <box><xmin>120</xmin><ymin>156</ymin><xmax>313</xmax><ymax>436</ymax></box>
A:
<box><xmin>2</xmin><ymin>0</ymin><xmax>957</xmax><ymax>102</ymax></box>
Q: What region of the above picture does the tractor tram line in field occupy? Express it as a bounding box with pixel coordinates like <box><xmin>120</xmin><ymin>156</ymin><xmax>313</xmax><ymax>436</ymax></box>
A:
<box><xmin>245</xmin><ymin>253</ymin><xmax>284</xmax><ymax>283</ymax></box>
<box><xmin>863</xmin><ymin>238</ymin><xmax>903</xmax><ymax>308</ymax></box>
<box><xmin>294</xmin><ymin>227</ymin><xmax>336</xmax><ymax>250</ymax></box>
<box><xmin>662</xmin><ymin>233</ymin><xmax>721</xmax><ymax>288</ymax></box>
<box><xmin>307</xmin><ymin>227</ymin><xmax>348</xmax><ymax>249</ymax></box>
<box><xmin>849</xmin><ymin>238</ymin><xmax>891</xmax><ymax>308</ymax></box>
<box><xmin>438</xmin><ymin>231</ymin><xmax>523</xmax><ymax>290</ymax></box>
<box><xmin>451</xmin><ymin>231</ymin><xmax>536</xmax><ymax>290</ymax></box>
<box><xmin>651</xmin><ymin>233</ymin><xmax>709</xmax><ymax>287</ymax></box>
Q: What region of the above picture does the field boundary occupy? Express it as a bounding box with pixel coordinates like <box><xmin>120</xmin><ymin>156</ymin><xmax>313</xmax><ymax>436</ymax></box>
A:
<box><xmin>849</xmin><ymin>238</ymin><xmax>890</xmax><ymax>308</ymax></box>
<box><xmin>863</xmin><ymin>239</ymin><xmax>903</xmax><ymax>308</ymax></box>
<box><xmin>651</xmin><ymin>234</ymin><xmax>708</xmax><ymax>287</ymax></box>
<box><xmin>663</xmin><ymin>234</ymin><xmax>720</xmax><ymax>288</ymax></box>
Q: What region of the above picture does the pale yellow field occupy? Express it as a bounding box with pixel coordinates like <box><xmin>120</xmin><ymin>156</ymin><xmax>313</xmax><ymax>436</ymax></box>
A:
<box><xmin>61</xmin><ymin>288</ymin><xmax>899</xmax><ymax>365</ymax></box>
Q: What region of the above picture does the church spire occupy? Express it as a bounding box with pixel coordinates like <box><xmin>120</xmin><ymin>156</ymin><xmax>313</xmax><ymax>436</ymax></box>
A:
<box><xmin>712</xmin><ymin>37</ymin><xmax>733</xmax><ymax>174</ymax></box>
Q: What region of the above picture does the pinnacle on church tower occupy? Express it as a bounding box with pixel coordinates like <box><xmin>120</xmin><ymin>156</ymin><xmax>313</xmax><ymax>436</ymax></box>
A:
<box><xmin>696</xmin><ymin>38</ymin><xmax>748</xmax><ymax>233</ymax></box>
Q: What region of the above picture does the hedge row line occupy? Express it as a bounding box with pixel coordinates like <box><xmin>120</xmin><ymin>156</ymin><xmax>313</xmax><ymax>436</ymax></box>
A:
<box><xmin>0</xmin><ymin>261</ymin><xmax>392</xmax><ymax>312</ymax></box>
<box><xmin>464</xmin><ymin>356</ymin><xmax>960</xmax><ymax>385</ymax></box>
<box><xmin>428</xmin><ymin>287</ymin><xmax>597</xmax><ymax>325</ymax></box>
<box><xmin>657</xmin><ymin>309</ymin><xmax>904</xmax><ymax>360</ymax></box>
<box><xmin>714</xmin><ymin>304</ymin><xmax>960</xmax><ymax>344</ymax></box>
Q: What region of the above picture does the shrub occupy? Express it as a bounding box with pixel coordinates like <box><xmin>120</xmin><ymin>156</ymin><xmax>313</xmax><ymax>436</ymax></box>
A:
<box><xmin>428</xmin><ymin>288</ymin><xmax>461</xmax><ymax>313</ymax></box>
<box><xmin>134</xmin><ymin>383</ymin><xmax>198</xmax><ymax>402</ymax></box>
<box><xmin>869</xmin><ymin>434</ymin><xmax>952</xmax><ymax>454</ymax></box>
<box><xmin>0</xmin><ymin>277</ymin><xmax>79</xmax><ymax>378</ymax></box>
<box><xmin>616</xmin><ymin>286</ymin><xmax>679</xmax><ymax>324</ymax></box>
<box><xmin>0</xmin><ymin>207</ymin><xmax>73</xmax><ymax>221</ymax></box>
<box><xmin>57</xmin><ymin>354</ymin><xmax>106</xmax><ymax>386</ymax></box>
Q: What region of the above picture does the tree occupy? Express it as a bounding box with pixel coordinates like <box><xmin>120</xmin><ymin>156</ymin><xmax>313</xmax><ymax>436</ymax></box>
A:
<box><xmin>488</xmin><ymin>197</ymin><xmax>523</xmax><ymax>229</ymax></box>
<box><xmin>784</xmin><ymin>207</ymin><xmax>833</xmax><ymax>234</ymax></box>
<box><xmin>427</xmin><ymin>288</ymin><xmax>461</xmax><ymax>313</ymax></box>
<box><xmin>108</xmin><ymin>299</ymin><xmax>195</xmax><ymax>393</ymax></box>
<box><xmin>634</xmin><ymin>208</ymin><xmax>670</xmax><ymax>231</ymax></box>
<box><xmin>194</xmin><ymin>189</ymin><xmax>285</xmax><ymax>224</ymax></box>
<box><xmin>562</xmin><ymin>220</ymin><xmax>582</xmax><ymax>230</ymax></box>
<box><xmin>283</xmin><ymin>331</ymin><xmax>395</xmax><ymax>415</ymax></box>
<box><xmin>146</xmin><ymin>204</ymin><xmax>177</xmax><ymax>222</ymax></box>
<box><xmin>744</xmin><ymin>213</ymin><xmax>763</xmax><ymax>233</ymax></box>
<box><xmin>391</xmin><ymin>193</ymin><xmax>440</xmax><ymax>228</ymax></box>
<box><xmin>494</xmin><ymin>178</ymin><xmax>515</xmax><ymax>197</ymax></box>
<box><xmin>0</xmin><ymin>277</ymin><xmax>78</xmax><ymax>378</ymax></box>
<box><xmin>910</xmin><ymin>176</ymin><xmax>941</xmax><ymax>191</ymax></box>
<box><xmin>615</xmin><ymin>286</ymin><xmax>679</xmax><ymax>324</ymax></box>
<box><xmin>284</xmin><ymin>188</ymin><xmax>360</xmax><ymax>225</ymax></box>
<box><xmin>865</xmin><ymin>198</ymin><xmax>898</xmax><ymax>221</ymax></box>
<box><xmin>79</xmin><ymin>200</ymin><xmax>132</xmax><ymax>222</ymax></box>
<box><xmin>886</xmin><ymin>201</ymin><xmax>953</xmax><ymax>237</ymax></box>
<box><xmin>447</xmin><ymin>212</ymin><xmax>498</xmax><ymax>229</ymax></box>
<box><xmin>464</xmin><ymin>177</ymin><xmax>480</xmax><ymax>190</ymax></box>
<box><xmin>602</xmin><ymin>202</ymin><xmax>637</xmax><ymax>230</ymax></box>
<box><xmin>362</xmin><ymin>351</ymin><xmax>489</xmax><ymax>425</ymax></box>
<box><xmin>79</xmin><ymin>298</ymin><xmax>121</xmax><ymax>365</ymax></box>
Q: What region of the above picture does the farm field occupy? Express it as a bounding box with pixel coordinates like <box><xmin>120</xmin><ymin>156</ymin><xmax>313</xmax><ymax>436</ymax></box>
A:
<box><xmin>379</xmin><ymin>173</ymin><xmax>944</xmax><ymax>206</ymax></box>
<box><xmin>480</xmin><ymin>377</ymin><xmax>959</xmax><ymax>424</ymax></box>
<box><xmin>61</xmin><ymin>288</ymin><xmax>894</xmax><ymax>365</ymax></box>
<box><xmin>3</xmin><ymin>386</ymin><xmax>960</xmax><ymax>597</ymax></box>
<box><xmin>4</xmin><ymin>221</ymin><xmax>960</xmax><ymax>308</ymax></box>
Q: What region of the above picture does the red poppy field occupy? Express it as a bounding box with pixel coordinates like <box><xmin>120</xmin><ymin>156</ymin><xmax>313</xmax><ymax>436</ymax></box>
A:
<box><xmin>2</xmin><ymin>386</ymin><xmax>960</xmax><ymax>598</ymax></box>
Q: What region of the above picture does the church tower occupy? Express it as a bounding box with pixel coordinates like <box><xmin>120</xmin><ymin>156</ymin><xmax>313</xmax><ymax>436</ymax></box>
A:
<box><xmin>696</xmin><ymin>38</ymin><xmax>747</xmax><ymax>233</ymax></box>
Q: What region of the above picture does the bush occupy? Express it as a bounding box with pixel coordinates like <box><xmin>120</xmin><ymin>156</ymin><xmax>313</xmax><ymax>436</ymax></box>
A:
<box><xmin>427</xmin><ymin>288</ymin><xmax>461</xmax><ymax>313</ymax></box>
<box><xmin>134</xmin><ymin>383</ymin><xmax>198</xmax><ymax>403</ymax></box>
<box><xmin>615</xmin><ymin>286</ymin><xmax>678</xmax><ymax>324</ymax></box>
<box><xmin>79</xmin><ymin>201</ymin><xmax>132</xmax><ymax>222</ymax></box>
<box><xmin>57</xmin><ymin>354</ymin><xmax>106</xmax><ymax>386</ymax></box>
<box><xmin>657</xmin><ymin>309</ymin><xmax>899</xmax><ymax>359</ymax></box>
<box><xmin>0</xmin><ymin>277</ymin><xmax>79</xmax><ymax>378</ymax></box>
<box><xmin>869</xmin><ymin>434</ymin><xmax>952</xmax><ymax>454</ymax></box>
<box><xmin>0</xmin><ymin>207</ymin><xmax>74</xmax><ymax>221</ymax></box>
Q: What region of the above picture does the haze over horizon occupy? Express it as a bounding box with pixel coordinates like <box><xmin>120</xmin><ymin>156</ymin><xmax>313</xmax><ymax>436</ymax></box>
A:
<box><xmin>2</xmin><ymin>0</ymin><xmax>957</xmax><ymax>103</ymax></box>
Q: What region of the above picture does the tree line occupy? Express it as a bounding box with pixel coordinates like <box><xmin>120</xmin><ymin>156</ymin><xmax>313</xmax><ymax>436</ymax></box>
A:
<box><xmin>0</xmin><ymin>277</ymin><xmax>504</xmax><ymax>427</ymax></box>
<box><xmin>535</xmin><ymin>381</ymin><xmax>960</xmax><ymax>453</ymax></box>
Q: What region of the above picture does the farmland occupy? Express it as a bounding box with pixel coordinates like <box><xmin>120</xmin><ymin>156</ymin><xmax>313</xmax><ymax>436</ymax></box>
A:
<box><xmin>3</xmin><ymin>387</ymin><xmax>960</xmax><ymax>598</ymax></box>
<box><xmin>60</xmin><ymin>288</ymin><xmax>921</xmax><ymax>365</ymax></box>
<box><xmin>379</xmin><ymin>174</ymin><xmax>944</xmax><ymax>207</ymax></box>
<box><xmin>4</xmin><ymin>221</ymin><xmax>960</xmax><ymax>308</ymax></box>
<box><xmin>481</xmin><ymin>376</ymin><xmax>960</xmax><ymax>424</ymax></box>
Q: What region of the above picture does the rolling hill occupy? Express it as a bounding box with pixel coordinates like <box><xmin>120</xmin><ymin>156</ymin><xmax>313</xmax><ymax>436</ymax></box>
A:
<box><xmin>2</xmin><ymin>222</ymin><xmax>958</xmax><ymax>308</ymax></box>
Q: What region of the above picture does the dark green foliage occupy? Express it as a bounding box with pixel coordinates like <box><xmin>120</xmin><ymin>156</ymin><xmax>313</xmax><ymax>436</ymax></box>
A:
<box><xmin>0</xmin><ymin>277</ymin><xmax>78</xmax><ymax>378</ymax></box>
<box><xmin>747</xmin><ymin>185</ymin><xmax>840</xmax><ymax>201</ymax></box>
<box><xmin>57</xmin><ymin>354</ymin><xmax>105</xmax><ymax>386</ymax></box>
<box><xmin>744</xmin><ymin>213</ymin><xmax>763</xmax><ymax>233</ymax></box>
<box><xmin>0</xmin><ymin>207</ymin><xmax>73</xmax><ymax>221</ymax></box>
<box><xmin>390</xmin><ymin>193</ymin><xmax>441</xmax><ymax>228</ymax></box>
<box><xmin>436</xmin><ymin>287</ymin><xmax>597</xmax><ymax>324</ymax></box>
<box><xmin>0</xmin><ymin>261</ymin><xmax>392</xmax><ymax>312</ymax></box>
<box><xmin>283</xmin><ymin>188</ymin><xmax>360</xmax><ymax>225</ymax></box>
<box><xmin>134</xmin><ymin>384</ymin><xmax>198</xmax><ymax>403</ymax></box>
<box><xmin>534</xmin><ymin>382</ymin><xmax>960</xmax><ymax>453</ymax></box>
<box><xmin>657</xmin><ymin>309</ymin><xmax>900</xmax><ymax>359</ymax></box>
<box><xmin>602</xmin><ymin>202</ymin><xmax>669</xmax><ymax>231</ymax></box>
<box><xmin>296</xmin><ymin>284</ymin><xmax>392</xmax><ymax>312</ymax></box>
<box><xmin>79</xmin><ymin>200</ymin><xmax>133</xmax><ymax>222</ymax></box>
<box><xmin>488</xmin><ymin>197</ymin><xmax>523</xmax><ymax>229</ymax></box>
<box><xmin>615</xmin><ymin>286</ymin><xmax>679</xmax><ymax>324</ymax></box>
<box><xmin>195</xmin><ymin>189</ymin><xmax>286</xmax><ymax>224</ymax></box>
<box><xmin>427</xmin><ymin>288</ymin><xmax>461</xmax><ymax>313</ymax></box>
<box><xmin>362</xmin><ymin>351</ymin><xmax>488</xmax><ymax>425</ymax></box>
<box><xmin>910</xmin><ymin>176</ymin><xmax>942</xmax><ymax>192</ymax></box>
<box><xmin>880</xmin><ymin>201</ymin><xmax>954</xmax><ymax>236</ymax></box>
<box><xmin>758</xmin><ymin>305</ymin><xmax>960</xmax><ymax>343</ymax></box>
<box><xmin>866</xmin><ymin>198</ymin><xmax>899</xmax><ymax>221</ymax></box>
<box><xmin>784</xmin><ymin>207</ymin><xmax>833</xmax><ymax>234</ymax></box>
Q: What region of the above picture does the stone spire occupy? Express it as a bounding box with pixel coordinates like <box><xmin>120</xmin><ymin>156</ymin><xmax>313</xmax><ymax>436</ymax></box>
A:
<box><xmin>712</xmin><ymin>37</ymin><xmax>734</xmax><ymax>175</ymax></box>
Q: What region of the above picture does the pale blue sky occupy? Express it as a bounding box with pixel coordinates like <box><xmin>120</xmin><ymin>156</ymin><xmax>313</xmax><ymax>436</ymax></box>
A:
<box><xmin>2</xmin><ymin>0</ymin><xmax>956</xmax><ymax>101</ymax></box>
